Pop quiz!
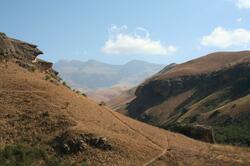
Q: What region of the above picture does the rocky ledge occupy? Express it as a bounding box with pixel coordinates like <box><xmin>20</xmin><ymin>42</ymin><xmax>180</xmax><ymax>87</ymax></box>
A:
<box><xmin>52</xmin><ymin>131</ymin><xmax>112</xmax><ymax>154</ymax></box>
<box><xmin>0</xmin><ymin>32</ymin><xmax>60</xmax><ymax>81</ymax></box>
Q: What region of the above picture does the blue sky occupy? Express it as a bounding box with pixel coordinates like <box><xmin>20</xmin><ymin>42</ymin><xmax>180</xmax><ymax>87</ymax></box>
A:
<box><xmin>1</xmin><ymin>0</ymin><xmax>250</xmax><ymax>65</ymax></box>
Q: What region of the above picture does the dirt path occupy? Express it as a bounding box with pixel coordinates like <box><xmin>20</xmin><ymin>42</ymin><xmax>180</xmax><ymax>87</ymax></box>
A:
<box><xmin>103</xmin><ymin>106</ymin><xmax>169</xmax><ymax>165</ymax></box>
<box><xmin>143</xmin><ymin>149</ymin><xmax>167</xmax><ymax>166</ymax></box>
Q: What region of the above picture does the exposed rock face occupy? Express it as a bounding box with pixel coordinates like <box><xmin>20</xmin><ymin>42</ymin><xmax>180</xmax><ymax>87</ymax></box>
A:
<box><xmin>0</xmin><ymin>32</ymin><xmax>42</xmax><ymax>62</ymax></box>
<box><xmin>35</xmin><ymin>58</ymin><xmax>53</xmax><ymax>71</ymax></box>
<box><xmin>52</xmin><ymin>131</ymin><xmax>112</xmax><ymax>154</ymax></box>
<box><xmin>0</xmin><ymin>32</ymin><xmax>60</xmax><ymax>81</ymax></box>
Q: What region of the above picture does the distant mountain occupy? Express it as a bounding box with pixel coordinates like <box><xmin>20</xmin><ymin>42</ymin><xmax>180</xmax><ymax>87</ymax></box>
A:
<box><xmin>54</xmin><ymin>59</ymin><xmax>165</xmax><ymax>101</ymax></box>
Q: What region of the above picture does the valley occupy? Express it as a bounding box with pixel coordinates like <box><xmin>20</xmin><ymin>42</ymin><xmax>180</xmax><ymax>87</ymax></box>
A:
<box><xmin>111</xmin><ymin>51</ymin><xmax>250</xmax><ymax>147</ymax></box>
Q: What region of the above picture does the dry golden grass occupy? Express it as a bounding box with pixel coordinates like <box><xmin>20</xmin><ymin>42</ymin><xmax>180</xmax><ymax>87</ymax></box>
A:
<box><xmin>153</xmin><ymin>51</ymin><xmax>250</xmax><ymax>80</ymax></box>
<box><xmin>0</xmin><ymin>61</ymin><xmax>250</xmax><ymax>165</ymax></box>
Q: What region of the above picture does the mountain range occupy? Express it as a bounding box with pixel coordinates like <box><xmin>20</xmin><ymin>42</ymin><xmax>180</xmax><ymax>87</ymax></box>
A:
<box><xmin>54</xmin><ymin>59</ymin><xmax>165</xmax><ymax>102</ymax></box>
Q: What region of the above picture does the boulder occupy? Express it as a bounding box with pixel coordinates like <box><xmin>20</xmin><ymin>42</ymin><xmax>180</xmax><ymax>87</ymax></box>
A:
<box><xmin>52</xmin><ymin>131</ymin><xmax>111</xmax><ymax>155</ymax></box>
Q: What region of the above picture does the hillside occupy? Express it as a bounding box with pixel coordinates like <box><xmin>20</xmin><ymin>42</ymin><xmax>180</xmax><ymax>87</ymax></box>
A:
<box><xmin>1</xmin><ymin>33</ymin><xmax>250</xmax><ymax>165</ymax></box>
<box><xmin>108</xmin><ymin>87</ymin><xmax>137</xmax><ymax>115</ymax></box>
<box><xmin>108</xmin><ymin>63</ymin><xmax>177</xmax><ymax>113</ymax></box>
<box><xmin>117</xmin><ymin>51</ymin><xmax>250</xmax><ymax>146</ymax></box>
<box><xmin>54</xmin><ymin>59</ymin><xmax>165</xmax><ymax>102</ymax></box>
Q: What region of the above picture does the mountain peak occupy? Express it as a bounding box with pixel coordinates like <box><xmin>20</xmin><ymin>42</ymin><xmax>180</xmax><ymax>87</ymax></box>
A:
<box><xmin>125</xmin><ymin>59</ymin><xmax>163</xmax><ymax>66</ymax></box>
<box><xmin>86</xmin><ymin>59</ymin><xmax>100</xmax><ymax>64</ymax></box>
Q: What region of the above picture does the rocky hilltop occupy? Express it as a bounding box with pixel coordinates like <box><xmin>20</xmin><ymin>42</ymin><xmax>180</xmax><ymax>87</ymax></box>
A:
<box><xmin>0</xmin><ymin>32</ymin><xmax>60</xmax><ymax>81</ymax></box>
<box><xmin>1</xmin><ymin>33</ymin><xmax>250</xmax><ymax>165</ymax></box>
<box><xmin>117</xmin><ymin>51</ymin><xmax>250</xmax><ymax>146</ymax></box>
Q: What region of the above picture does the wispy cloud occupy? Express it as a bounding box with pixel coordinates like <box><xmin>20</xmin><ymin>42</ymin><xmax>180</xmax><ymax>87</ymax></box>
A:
<box><xmin>236</xmin><ymin>17</ymin><xmax>243</xmax><ymax>22</ymax></box>
<box><xmin>201</xmin><ymin>27</ymin><xmax>250</xmax><ymax>48</ymax></box>
<box><xmin>236</xmin><ymin>0</ymin><xmax>250</xmax><ymax>9</ymax></box>
<box><xmin>101</xmin><ymin>25</ymin><xmax>176</xmax><ymax>55</ymax></box>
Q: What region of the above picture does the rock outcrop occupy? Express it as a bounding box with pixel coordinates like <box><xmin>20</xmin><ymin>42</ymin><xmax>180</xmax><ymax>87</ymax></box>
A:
<box><xmin>0</xmin><ymin>32</ymin><xmax>60</xmax><ymax>81</ymax></box>
<box><xmin>52</xmin><ymin>131</ymin><xmax>112</xmax><ymax>154</ymax></box>
<box><xmin>0</xmin><ymin>32</ymin><xmax>42</xmax><ymax>62</ymax></box>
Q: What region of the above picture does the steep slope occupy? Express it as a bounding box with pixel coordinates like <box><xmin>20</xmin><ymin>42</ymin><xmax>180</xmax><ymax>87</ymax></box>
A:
<box><xmin>88</xmin><ymin>85</ymin><xmax>131</xmax><ymax>103</ymax></box>
<box><xmin>108</xmin><ymin>63</ymin><xmax>176</xmax><ymax>113</ymax></box>
<box><xmin>108</xmin><ymin>87</ymin><xmax>137</xmax><ymax>115</ymax></box>
<box><xmin>123</xmin><ymin>51</ymin><xmax>250</xmax><ymax>146</ymax></box>
<box><xmin>1</xmin><ymin>33</ymin><xmax>250</xmax><ymax>165</ymax></box>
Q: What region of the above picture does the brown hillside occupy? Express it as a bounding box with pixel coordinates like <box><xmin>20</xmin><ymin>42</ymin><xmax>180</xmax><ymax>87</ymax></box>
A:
<box><xmin>108</xmin><ymin>87</ymin><xmax>137</xmax><ymax>115</ymax></box>
<box><xmin>1</xmin><ymin>33</ymin><xmax>250</xmax><ymax>165</ymax></box>
<box><xmin>122</xmin><ymin>50</ymin><xmax>250</xmax><ymax>147</ymax></box>
<box><xmin>152</xmin><ymin>51</ymin><xmax>250</xmax><ymax>81</ymax></box>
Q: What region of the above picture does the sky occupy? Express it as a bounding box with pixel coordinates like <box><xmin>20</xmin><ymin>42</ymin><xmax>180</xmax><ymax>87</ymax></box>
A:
<box><xmin>1</xmin><ymin>0</ymin><xmax>250</xmax><ymax>65</ymax></box>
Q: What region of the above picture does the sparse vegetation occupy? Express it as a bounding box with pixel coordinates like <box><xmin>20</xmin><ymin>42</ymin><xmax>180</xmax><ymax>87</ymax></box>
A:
<box><xmin>0</xmin><ymin>144</ymin><xmax>80</xmax><ymax>165</ymax></box>
<box><xmin>99</xmin><ymin>101</ymin><xmax>106</xmax><ymax>106</ymax></box>
<box><xmin>45</xmin><ymin>75</ymin><xmax>51</xmax><ymax>80</ymax></box>
<box><xmin>0</xmin><ymin>32</ymin><xmax>6</xmax><ymax>36</ymax></box>
<box><xmin>81</xmin><ymin>92</ymin><xmax>87</xmax><ymax>97</ymax></box>
<box><xmin>62</xmin><ymin>81</ymin><xmax>71</xmax><ymax>89</ymax></box>
<box><xmin>0</xmin><ymin>144</ymin><xmax>61</xmax><ymax>166</ymax></box>
<box><xmin>214</xmin><ymin>121</ymin><xmax>250</xmax><ymax>146</ymax></box>
<box><xmin>28</xmin><ymin>66</ymin><xmax>36</xmax><ymax>72</ymax></box>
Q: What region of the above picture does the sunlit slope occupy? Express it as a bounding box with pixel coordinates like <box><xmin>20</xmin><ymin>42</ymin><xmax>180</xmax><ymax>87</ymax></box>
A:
<box><xmin>123</xmin><ymin>51</ymin><xmax>250</xmax><ymax>146</ymax></box>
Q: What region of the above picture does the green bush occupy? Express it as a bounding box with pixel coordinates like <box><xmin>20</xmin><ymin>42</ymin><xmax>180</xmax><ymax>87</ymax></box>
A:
<box><xmin>62</xmin><ymin>81</ymin><xmax>71</xmax><ymax>89</ymax></box>
<box><xmin>45</xmin><ymin>75</ymin><xmax>51</xmax><ymax>80</ymax></box>
<box><xmin>0</xmin><ymin>144</ymin><xmax>74</xmax><ymax>166</ymax></box>
<box><xmin>28</xmin><ymin>67</ymin><xmax>36</xmax><ymax>72</ymax></box>
<box><xmin>81</xmin><ymin>93</ymin><xmax>87</xmax><ymax>97</ymax></box>
<box><xmin>214</xmin><ymin>122</ymin><xmax>250</xmax><ymax>146</ymax></box>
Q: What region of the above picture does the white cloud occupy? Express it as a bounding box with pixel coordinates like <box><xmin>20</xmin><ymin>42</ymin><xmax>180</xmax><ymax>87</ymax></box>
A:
<box><xmin>201</xmin><ymin>27</ymin><xmax>250</xmax><ymax>48</ymax></box>
<box><xmin>236</xmin><ymin>0</ymin><xmax>250</xmax><ymax>9</ymax></box>
<box><xmin>236</xmin><ymin>17</ymin><xmax>243</xmax><ymax>22</ymax></box>
<box><xmin>102</xmin><ymin>25</ymin><xmax>176</xmax><ymax>55</ymax></box>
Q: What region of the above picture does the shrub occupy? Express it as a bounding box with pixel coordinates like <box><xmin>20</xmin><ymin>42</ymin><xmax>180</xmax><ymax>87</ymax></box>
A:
<box><xmin>28</xmin><ymin>67</ymin><xmax>36</xmax><ymax>72</ymax></box>
<box><xmin>0</xmin><ymin>144</ymin><xmax>75</xmax><ymax>166</ymax></box>
<box><xmin>99</xmin><ymin>101</ymin><xmax>106</xmax><ymax>106</ymax></box>
<box><xmin>81</xmin><ymin>93</ymin><xmax>87</xmax><ymax>97</ymax></box>
<box><xmin>62</xmin><ymin>81</ymin><xmax>71</xmax><ymax>89</ymax></box>
<box><xmin>0</xmin><ymin>144</ymin><xmax>53</xmax><ymax>166</ymax></box>
<box><xmin>45</xmin><ymin>75</ymin><xmax>51</xmax><ymax>80</ymax></box>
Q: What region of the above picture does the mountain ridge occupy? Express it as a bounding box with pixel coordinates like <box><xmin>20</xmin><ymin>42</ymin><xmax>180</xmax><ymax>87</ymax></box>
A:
<box><xmin>54</xmin><ymin>58</ymin><xmax>166</xmax><ymax>102</ymax></box>
<box><xmin>113</xmin><ymin>50</ymin><xmax>250</xmax><ymax>146</ymax></box>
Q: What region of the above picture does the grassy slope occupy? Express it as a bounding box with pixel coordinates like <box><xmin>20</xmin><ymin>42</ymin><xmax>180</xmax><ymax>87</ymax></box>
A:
<box><xmin>119</xmin><ymin>51</ymin><xmax>250</xmax><ymax>147</ymax></box>
<box><xmin>1</xmin><ymin>61</ymin><xmax>250</xmax><ymax>165</ymax></box>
